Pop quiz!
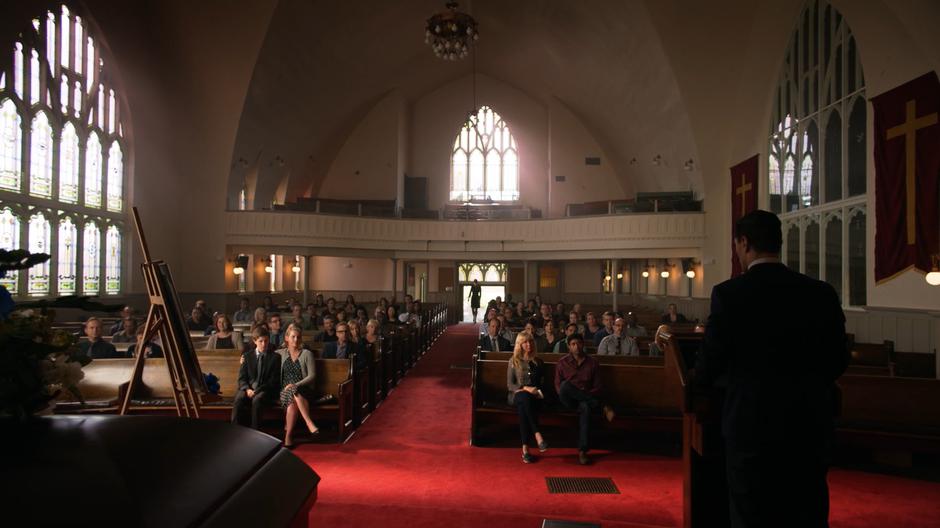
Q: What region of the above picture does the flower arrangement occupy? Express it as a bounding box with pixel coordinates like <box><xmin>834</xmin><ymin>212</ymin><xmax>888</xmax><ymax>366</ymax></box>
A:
<box><xmin>0</xmin><ymin>249</ymin><xmax>120</xmax><ymax>419</ymax></box>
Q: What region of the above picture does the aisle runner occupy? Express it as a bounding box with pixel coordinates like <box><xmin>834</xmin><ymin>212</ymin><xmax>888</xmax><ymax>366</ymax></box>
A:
<box><xmin>294</xmin><ymin>324</ymin><xmax>940</xmax><ymax>528</ymax></box>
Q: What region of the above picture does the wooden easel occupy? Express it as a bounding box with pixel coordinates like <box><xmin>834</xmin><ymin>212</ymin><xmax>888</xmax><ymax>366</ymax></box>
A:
<box><xmin>119</xmin><ymin>207</ymin><xmax>210</xmax><ymax>418</ymax></box>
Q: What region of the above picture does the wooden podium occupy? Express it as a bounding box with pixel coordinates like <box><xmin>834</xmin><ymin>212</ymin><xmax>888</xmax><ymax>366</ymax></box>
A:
<box><xmin>662</xmin><ymin>333</ymin><xmax>731</xmax><ymax>528</ymax></box>
<box><xmin>119</xmin><ymin>207</ymin><xmax>212</xmax><ymax>417</ymax></box>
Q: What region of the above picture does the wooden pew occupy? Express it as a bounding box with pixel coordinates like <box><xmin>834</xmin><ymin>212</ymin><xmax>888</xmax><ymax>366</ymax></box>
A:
<box><xmin>836</xmin><ymin>374</ymin><xmax>940</xmax><ymax>456</ymax></box>
<box><xmin>120</xmin><ymin>356</ymin><xmax>356</xmax><ymax>443</ymax></box>
<box><xmin>470</xmin><ymin>350</ymin><xmax>683</xmax><ymax>445</ymax></box>
<box><xmin>55</xmin><ymin>359</ymin><xmax>138</xmax><ymax>411</ymax></box>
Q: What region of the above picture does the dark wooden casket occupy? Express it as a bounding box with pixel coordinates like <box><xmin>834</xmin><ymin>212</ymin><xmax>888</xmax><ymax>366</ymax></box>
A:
<box><xmin>0</xmin><ymin>415</ymin><xmax>319</xmax><ymax>527</ymax></box>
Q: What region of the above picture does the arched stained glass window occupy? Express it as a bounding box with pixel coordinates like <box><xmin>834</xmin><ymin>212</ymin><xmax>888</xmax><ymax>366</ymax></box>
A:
<box><xmin>0</xmin><ymin>99</ymin><xmax>21</xmax><ymax>191</ymax></box>
<box><xmin>85</xmin><ymin>131</ymin><xmax>102</xmax><ymax>207</ymax></box>
<box><xmin>106</xmin><ymin>141</ymin><xmax>123</xmax><ymax>211</ymax></box>
<box><xmin>450</xmin><ymin>106</ymin><xmax>519</xmax><ymax>202</ymax></box>
<box><xmin>60</xmin><ymin>122</ymin><xmax>79</xmax><ymax>203</ymax></box>
<box><xmin>768</xmin><ymin>0</ymin><xmax>866</xmax><ymax>306</ymax></box>
<box><xmin>82</xmin><ymin>220</ymin><xmax>100</xmax><ymax>294</ymax></box>
<box><xmin>57</xmin><ymin>216</ymin><xmax>77</xmax><ymax>294</ymax></box>
<box><xmin>0</xmin><ymin>208</ymin><xmax>20</xmax><ymax>291</ymax></box>
<box><xmin>105</xmin><ymin>225</ymin><xmax>120</xmax><ymax>295</ymax></box>
<box><xmin>0</xmin><ymin>5</ymin><xmax>128</xmax><ymax>298</ymax></box>
<box><xmin>29</xmin><ymin>111</ymin><xmax>53</xmax><ymax>198</ymax></box>
<box><xmin>27</xmin><ymin>211</ymin><xmax>51</xmax><ymax>295</ymax></box>
<box><xmin>458</xmin><ymin>262</ymin><xmax>508</xmax><ymax>284</ymax></box>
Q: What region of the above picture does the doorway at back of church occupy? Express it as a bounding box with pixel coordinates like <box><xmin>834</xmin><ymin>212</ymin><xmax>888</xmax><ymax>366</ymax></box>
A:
<box><xmin>457</xmin><ymin>262</ymin><xmax>507</xmax><ymax>323</ymax></box>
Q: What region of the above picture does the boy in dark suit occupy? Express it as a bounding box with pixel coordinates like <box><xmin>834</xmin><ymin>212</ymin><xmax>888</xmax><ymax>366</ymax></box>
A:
<box><xmin>699</xmin><ymin>210</ymin><xmax>848</xmax><ymax>528</ymax></box>
<box><xmin>231</xmin><ymin>326</ymin><xmax>282</xmax><ymax>430</ymax></box>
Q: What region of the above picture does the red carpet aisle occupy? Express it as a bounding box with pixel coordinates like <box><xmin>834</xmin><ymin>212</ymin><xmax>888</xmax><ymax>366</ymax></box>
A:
<box><xmin>293</xmin><ymin>324</ymin><xmax>940</xmax><ymax>528</ymax></box>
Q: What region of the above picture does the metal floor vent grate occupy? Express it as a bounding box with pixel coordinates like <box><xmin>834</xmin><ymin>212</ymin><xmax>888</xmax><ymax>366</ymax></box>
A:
<box><xmin>546</xmin><ymin>477</ymin><xmax>619</xmax><ymax>494</ymax></box>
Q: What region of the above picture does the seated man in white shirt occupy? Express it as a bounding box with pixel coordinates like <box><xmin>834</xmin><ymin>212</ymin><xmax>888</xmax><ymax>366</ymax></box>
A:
<box><xmin>597</xmin><ymin>317</ymin><xmax>639</xmax><ymax>356</ymax></box>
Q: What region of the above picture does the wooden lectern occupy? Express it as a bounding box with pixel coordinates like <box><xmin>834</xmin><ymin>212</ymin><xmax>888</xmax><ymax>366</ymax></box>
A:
<box><xmin>119</xmin><ymin>207</ymin><xmax>212</xmax><ymax>417</ymax></box>
<box><xmin>662</xmin><ymin>333</ymin><xmax>730</xmax><ymax>528</ymax></box>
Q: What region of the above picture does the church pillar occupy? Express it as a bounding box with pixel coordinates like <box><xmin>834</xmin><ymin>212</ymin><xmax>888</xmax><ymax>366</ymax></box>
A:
<box><xmin>611</xmin><ymin>259</ymin><xmax>620</xmax><ymax>312</ymax></box>
<box><xmin>302</xmin><ymin>255</ymin><xmax>312</xmax><ymax>306</ymax></box>
<box><xmin>391</xmin><ymin>258</ymin><xmax>398</xmax><ymax>303</ymax></box>
<box><xmin>523</xmin><ymin>261</ymin><xmax>529</xmax><ymax>301</ymax></box>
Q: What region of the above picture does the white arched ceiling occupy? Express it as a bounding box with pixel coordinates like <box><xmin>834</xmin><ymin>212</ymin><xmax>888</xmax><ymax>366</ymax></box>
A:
<box><xmin>229</xmin><ymin>0</ymin><xmax>704</xmax><ymax>207</ymax></box>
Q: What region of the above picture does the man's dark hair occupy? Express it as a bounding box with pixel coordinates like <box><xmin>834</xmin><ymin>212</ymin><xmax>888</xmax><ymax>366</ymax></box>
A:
<box><xmin>735</xmin><ymin>209</ymin><xmax>782</xmax><ymax>253</ymax></box>
<box><xmin>566</xmin><ymin>333</ymin><xmax>584</xmax><ymax>344</ymax></box>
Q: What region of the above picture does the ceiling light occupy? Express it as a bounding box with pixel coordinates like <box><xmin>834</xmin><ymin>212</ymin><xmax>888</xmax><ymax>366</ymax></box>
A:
<box><xmin>425</xmin><ymin>1</ymin><xmax>478</xmax><ymax>61</ymax></box>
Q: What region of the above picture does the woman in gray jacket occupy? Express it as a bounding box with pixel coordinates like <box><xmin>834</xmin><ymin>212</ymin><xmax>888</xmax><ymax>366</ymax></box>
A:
<box><xmin>278</xmin><ymin>324</ymin><xmax>319</xmax><ymax>447</ymax></box>
<box><xmin>508</xmin><ymin>333</ymin><xmax>548</xmax><ymax>463</ymax></box>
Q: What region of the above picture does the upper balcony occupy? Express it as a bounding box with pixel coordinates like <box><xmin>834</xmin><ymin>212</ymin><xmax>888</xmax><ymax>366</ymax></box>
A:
<box><xmin>224</xmin><ymin>206</ymin><xmax>707</xmax><ymax>261</ymax></box>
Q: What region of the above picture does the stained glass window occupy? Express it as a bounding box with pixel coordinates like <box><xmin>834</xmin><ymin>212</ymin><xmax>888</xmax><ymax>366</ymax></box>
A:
<box><xmin>82</xmin><ymin>220</ymin><xmax>99</xmax><ymax>294</ymax></box>
<box><xmin>85</xmin><ymin>132</ymin><xmax>102</xmax><ymax>207</ymax></box>
<box><xmin>768</xmin><ymin>0</ymin><xmax>866</xmax><ymax>306</ymax></box>
<box><xmin>0</xmin><ymin>99</ymin><xmax>21</xmax><ymax>191</ymax></box>
<box><xmin>59</xmin><ymin>123</ymin><xmax>79</xmax><ymax>203</ymax></box>
<box><xmin>450</xmin><ymin>106</ymin><xmax>519</xmax><ymax>201</ymax></box>
<box><xmin>0</xmin><ymin>5</ymin><xmax>129</xmax><ymax>298</ymax></box>
<box><xmin>106</xmin><ymin>141</ymin><xmax>122</xmax><ymax>211</ymax></box>
<box><xmin>29</xmin><ymin>111</ymin><xmax>53</xmax><ymax>198</ymax></box>
<box><xmin>0</xmin><ymin>208</ymin><xmax>20</xmax><ymax>292</ymax></box>
<box><xmin>27</xmin><ymin>212</ymin><xmax>51</xmax><ymax>296</ymax></box>
<box><xmin>57</xmin><ymin>216</ymin><xmax>77</xmax><ymax>294</ymax></box>
<box><xmin>105</xmin><ymin>225</ymin><xmax>120</xmax><ymax>294</ymax></box>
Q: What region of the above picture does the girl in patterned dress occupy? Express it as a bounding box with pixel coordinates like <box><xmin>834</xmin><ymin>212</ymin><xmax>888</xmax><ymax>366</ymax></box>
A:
<box><xmin>278</xmin><ymin>324</ymin><xmax>318</xmax><ymax>447</ymax></box>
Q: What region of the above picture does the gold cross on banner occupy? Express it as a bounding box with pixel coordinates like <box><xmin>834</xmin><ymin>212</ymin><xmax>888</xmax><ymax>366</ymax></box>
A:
<box><xmin>735</xmin><ymin>173</ymin><xmax>752</xmax><ymax>217</ymax></box>
<box><xmin>886</xmin><ymin>99</ymin><xmax>938</xmax><ymax>245</ymax></box>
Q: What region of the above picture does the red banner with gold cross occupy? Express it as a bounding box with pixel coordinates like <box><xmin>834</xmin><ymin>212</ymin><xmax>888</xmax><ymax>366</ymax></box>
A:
<box><xmin>872</xmin><ymin>72</ymin><xmax>940</xmax><ymax>283</ymax></box>
<box><xmin>730</xmin><ymin>154</ymin><xmax>759</xmax><ymax>277</ymax></box>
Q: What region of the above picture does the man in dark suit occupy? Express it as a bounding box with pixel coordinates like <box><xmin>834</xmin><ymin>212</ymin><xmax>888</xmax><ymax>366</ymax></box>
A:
<box><xmin>699</xmin><ymin>210</ymin><xmax>848</xmax><ymax>528</ymax></box>
<box><xmin>231</xmin><ymin>326</ymin><xmax>282</xmax><ymax>430</ymax></box>
<box><xmin>479</xmin><ymin>318</ymin><xmax>511</xmax><ymax>352</ymax></box>
<box><xmin>79</xmin><ymin>317</ymin><xmax>121</xmax><ymax>359</ymax></box>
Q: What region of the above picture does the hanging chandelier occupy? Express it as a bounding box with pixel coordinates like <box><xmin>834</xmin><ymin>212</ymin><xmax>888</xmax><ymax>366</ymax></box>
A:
<box><xmin>425</xmin><ymin>1</ymin><xmax>479</xmax><ymax>61</ymax></box>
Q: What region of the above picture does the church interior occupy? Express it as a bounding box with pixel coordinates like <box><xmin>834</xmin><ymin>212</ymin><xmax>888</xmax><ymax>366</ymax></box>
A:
<box><xmin>2</xmin><ymin>0</ymin><xmax>940</xmax><ymax>526</ymax></box>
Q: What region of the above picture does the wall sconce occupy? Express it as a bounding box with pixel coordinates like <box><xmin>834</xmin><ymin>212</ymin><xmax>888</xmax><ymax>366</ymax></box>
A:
<box><xmin>291</xmin><ymin>264</ymin><xmax>301</xmax><ymax>273</ymax></box>
<box><xmin>660</xmin><ymin>270</ymin><xmax>670</xmax><ymax>278</ymax></box>
<box><xmin>232</xmin><ymin>254</ymin><xmax>248</xmax><ymax>275</ymax></box>
<box><xmin>683</xmin><ymin>258</ymin><xmax>696</xmax><ymax>279</ymax></box>
<box><xmin>683</xmin><ymin>159</ymin><xmax>695</xmax><ymax>172</ymax></box>
<box><xmin>264</xmin><ymin>258</ymin><xmax>274</xmax><ymax>274</ymax></box>
<box><xmin>652</xmin><ymin>155</ymin><xmax>663</xmax><ymax>166</ymax></box>
<box><xmin>641</xmin><ymin>270</ymin><xmax>650</xmax><ymax>278</ymax></box>
<box><xmin>927</xmin><ymin>255</ymin><xmax>940</xmax><ymax>286</ymax></box>
<box><xmin>616</xmin><ymin>272</ymin><xmax>623</xmax><ymax>280</ymax></box>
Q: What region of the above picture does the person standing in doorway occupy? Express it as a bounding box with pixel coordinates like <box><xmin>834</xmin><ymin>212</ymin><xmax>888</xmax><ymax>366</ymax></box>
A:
<box><xmin>468</xmin><ymin>278</ymin><xmax>482</xmax><ymax>323</ymax></box>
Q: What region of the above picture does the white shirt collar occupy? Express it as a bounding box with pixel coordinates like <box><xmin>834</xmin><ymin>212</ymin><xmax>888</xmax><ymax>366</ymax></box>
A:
<box><xmin>748</xmin><ymin>257</ymin><xmax>782</xmax><ymax>270</ymax></box>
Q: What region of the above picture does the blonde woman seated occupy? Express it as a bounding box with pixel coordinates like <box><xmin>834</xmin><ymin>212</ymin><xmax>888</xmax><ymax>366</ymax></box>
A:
<box><xmin>207</xmin><ymin>314</ymin><xmax>243</xmax><ymax>350</ymax></box>
<box><xmin>649</xmin><ymin>324</ymin><xmax>671</xmax><ymax>357</ymax></box>
<box><xmin>252</xmin><ymin>307</ymin><xmax>267</xmax><ymax>327</ymax></box>
<box><xmin>278</xmin><ymin>324</ymin><xmax>319</xmax><ymax>447</ymax></box>
<box><xmin>508</xmin><ymin>333</ymin><xmax>548</xmax><ymax>464</ymax></box>
<box><xmin>364</xmin><ymin>318</ymin><xmax>382</xmax><ymax>361</ymax></box>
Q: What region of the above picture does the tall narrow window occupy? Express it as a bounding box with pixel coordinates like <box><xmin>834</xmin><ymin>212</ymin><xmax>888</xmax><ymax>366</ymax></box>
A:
<box><xmin>59</xmin><ymin>122</ymin><xmax>80</xmax><ymax>203</ymax></box>
<box><xmin>106</xmin><ymin>141</ymin><xmax>122</xmax><ymax>211</ymax></box>
<box><xmin>450</xmin><ymin>106</ymin><xmax>519</xmax><ymax>201</ymax></box>
<box><xmin>105</xmin><ymin>225</ymin><xmax>120</xmax><ymax>294</ymax></box>
<box><xmin>0</xmin><ymin>208</ymin><xmax>20</xmax><ymax>292</ymax></box>
<box><xmin>57</xmin><ymin>216</ymin><xmax>77</xmax><ymax>294</ymax></box>
<box><xmin>0</xmin><ymin>99</ymin><xmax>21</xmax><ymax>191</ymax></box>
<box><xmin>767</xmin><ymin>0</ymin><xmax>866</xmax><ymax>306</ymax></box>
<box><xmin>82</xmin><ymin>220</ymin><xmax>99</xmax><ymax>294</ymax></box>
<box><xmin>85</xmin><ymin>131</ymin><xmax>102</xmax><ymax>207</ymax></box>
<box><xmin>27</xmin><ymin>212</ymin><xmax>51</xmax><ymax>296</ymax></box>
<box><xmin>29</xmin><ymin>111</ymin><xmax>53</xmax><ymax>198</ymax></box>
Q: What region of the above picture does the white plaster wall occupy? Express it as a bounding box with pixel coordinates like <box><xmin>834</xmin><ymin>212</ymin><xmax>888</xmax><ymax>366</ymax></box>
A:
<box><xmin>309</xmin><ymin>256</ymin><xmax>392</xmax><ymax>292</ymax></box>
<box><xmin>318</xmin><ymin>92</ymin><xmax>401</xmax><ymax>200</ymax></box>
<box><xmin>547</xmin><ymin>99</ymin><xmax>625</xmax><ymax>217</ymax></box>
